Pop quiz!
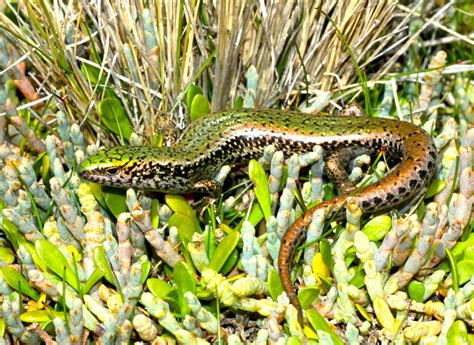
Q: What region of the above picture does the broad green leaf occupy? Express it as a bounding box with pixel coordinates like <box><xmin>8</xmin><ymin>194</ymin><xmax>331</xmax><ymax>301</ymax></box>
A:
<box><xmin>457</xmin><ymin>260</ymin><xmax>474</xmax><ymax>285</ymax></box>
<box><xmin>1</xmin><ymin>216</ymin><xmax>20</xmax><ymax>250</ymax></box>
<box><xmin>319</xmin><ymin>239</ymin><xmax>334</xmax><ymax>275</ymax></box>
<box><xmin>0</xmin><ymin>246</ymin><xmax>15</xmax><ymax>264</ymax></box>
<box><xmin>417</xmin><ymin>200</ymin><xmax>426</xmax><ymax>221</ymax></box>
<box><xmin>168</xmin><ymin>213</ymin><xmax>201</xmax><ymax>243</ymax></box>
<box><xmin>35</xmin><ymin>239</ymin><xmax>80</xmax><ymax>291</ymax></box>
<box><xmin>93</xmin><ymin>246</ymin><xmax>114</xmax><ymax>284</ymax></box>
<box><xmin>348</xmin><ymin>266</ymin><xmax>365</xmax><ymax>288</ymax></box>
<box><xmin>1</xmin><ymin>266</ymin><xmax>40</xmax><ymax>300</ymax></box>
<box><xmin>312</xmin><ymin>252</ymin><xmax>331</xmax><ymax>288</ymax></box>
<box><xmin>447</xmin><ymin>320</ymin><xmax>469</xmax><ymax>344</ymax></box>
<box><xmin>173</xmin><ymin>262</ymin><xmax>196</xmax><ymax>294</ymax></box>
<box><xmin>407</xmin><ymin>280</ymin><xmax>425</xmax><ymax>302</ymax></box>
<box><xmin>81</xmin><ymin>64</ymin><xmax>117</xmax><ymax>98</ymax></box>
<box><xmin>83</xmin><ymin>268</ymin><xmax>104</xmax><ymax>294</ymax></box>
<box><xmin>165</xmin><ymin>195</ymin><xmax>201</xmax><ymax>231</ymax></box>
<box><xmin>298</xmin><ymin>286</ymin><xmax>319</xmax><ymax>310</ymax></box>
<box><xmin>19</xmin><ymin>241</ymin><xmax>47</xmax><ymax>272</ymax></box>
<box><xmin>98</xmin><ymin>98</ymin><xmax>134</xmax><ymax>140</ymax></box>
<box><xmin>165</xmin><ymin>194</ymin><xmax>195</xmax><ymax>218</ymax></box>
<box><xmin>268</xmin><ymin>267</ymin><xmax>284</xmax><ymax>301</ymax></box>
<box><xmin>373</xmin><ymin>298</ymin><xmax>395</xmax><ymax>332</ymax></box>
<box><xmin>306</xmin><ymin>309</ymin><xmax>344</xmax><ymax>345</ymax></box>
<box><xmin>220</xmin><ymin>248</ymin><xmax>239</xmax><ymax>275</ymax></box>
<box><xmin>20</xmin><ymin>310</ymin><xmax>64</xmax><ymax>323</ymax></box>
<box><xmin>249</xmin><ymin>160</ymin><xmax>271</xmax><ymax>221</ymax></box>
<box><xmin>186</xmin><ymin>85</ymin><xmax>203</xmax><ymax>111</ymax></box>
<box><xmin>89</xmin><ymin>183</ymin><xmax>108</xmax><ymax>210</ymax></box>
<box><xmin>103</xmin><ymin>187</ymin><xmax>128</xmax><ymax>218</ymax></box>
<box><xmin>167</xmin><ymin>288</ymin><xmax>191</xmax><ymax>316</ymax></box>
<box><xmin>141</xmin><ymin>260</ymin><xmax>151</xmax><ymax>284</ymax></box>
<box><xmin>147</xmin><ymin>278</ymin><xmax>173</xmax><ymax>299</ymax></box>
<box><xmin>190</xmin><ymin>94</ymin><xmax>211</xmax><ymax>122</ymax></box>
<box><xmin>233</xmin><ymin>96</ymin><xmax>244</xmax><ymax>109</ymax></box>
<box><xmin>425</xmin><ymin>179</ymin><xmax>446</xmax><ymax>198</ymax></box>
<box><xmin>323</xmin><ymin>183</ymin><xmax>336</xmax><ymax>201</ymax></box>
<box><xmin>208</xmin><ymin>231</ymin><xmax>240</xmax><ymax>273</ymax></box>
<box><xmin>463</xmin><ymin>246</ymin><xmax>474</xmax><ymax>261</ymax></box>
<box><xmin>451</xmin><ymin>232</ymin><xmax>474</xmax><ymax>260</ymax></box>
<box><xmin>362</xmin><ymin>215</ymin><xmax>392</xmax><ymax>241</ymax></box>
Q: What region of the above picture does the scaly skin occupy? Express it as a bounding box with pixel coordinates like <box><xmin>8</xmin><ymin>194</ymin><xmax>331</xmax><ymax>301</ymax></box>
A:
<box><xmin>80</xmin><ymin>108</ymin><xmax>438</xmax><ymax>323</ymax></box>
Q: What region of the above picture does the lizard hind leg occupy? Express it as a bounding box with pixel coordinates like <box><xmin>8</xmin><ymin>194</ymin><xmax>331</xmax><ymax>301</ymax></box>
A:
<box><xmin>324</xmin><ymin>152</ymin><xmax>356</xmax><ymax>194</ymax></box>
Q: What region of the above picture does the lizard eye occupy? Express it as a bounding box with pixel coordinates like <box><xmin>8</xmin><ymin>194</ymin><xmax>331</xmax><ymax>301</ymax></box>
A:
<box><xmin>104</xmin><ymin>166</ymin><xmax>120</xmax><ymax>175</ymax></box>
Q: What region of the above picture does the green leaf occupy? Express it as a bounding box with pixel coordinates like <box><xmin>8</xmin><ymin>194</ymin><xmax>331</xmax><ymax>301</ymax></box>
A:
<box><xmin>447</xmin><ymin>320</ymin><xmax>469</xmax><ymax>344</ymax></box>
<box><xmin>147</xmin><ymin>278</ymin><xmax>173</xmax><ymax>299</ymax></box>
<box><xmin>425</xmin><ymin>179</ymin><xmax>446</xmax><ymax>198</ymax></box>
<box><xmin>173</xmin><ymin>262</ymin><xmax>196</xmax><ymax>294</ymax></box>
<box><xmin>20</xmin><ymin>310</ymin><xmax>64</xmax><ymax>323</ymax></box>
<box><xmin>355</xmin><ymin>303</ymin><xmax>373</xmax><ymax>322</ymax></box>
<box><xmin>98</xmin><ymin>98</ymin><xmax>134</xmax><ymax>140</ymax></box>
<box><xmin>451</xmin><ymin>232</ymin><xmax>474</xmax><ymax>260</ymax></box>
<box><xmin>417</xmin><ymin>200</ymin><xmax>426</xmax><ymax>221</ymax></box>
<box><xmin>319</xmin><ymin>239</ymin><xmax>334</xmax><ymax>275</ymax></box>
<box><xmin>168</xmin><ymin>213</ymin><xmax>201</xmax><ymax>243</ymax></box>
<box><xmin>362</xmin><ymin>215</ymin><xmax>392</xmax><ymax>241</ymax></box>
<box><xmin>306</xmin><ymin>309</ymin><xmax>344</xmax><ymax>345</ymax></box>
<box><xmin>446</xmin><ymin>248</ymin><xmax>459</xmax><ymax>292</ymax></box>
<box><xmin>83</xmin><ymin>268</ymin><xmax>104</xmax><ymax>294</ymax></box>
<box><xmin>348</xmin><ymin>267</ymin><xmax>365</xmax><ymax>288</ymax></box>
<box><xmin>233</xmin><ymin>96</ymin><xmax>244</xmax><ymax>109</ymax></box>
<box><xmin>93</xmin><ymin>246</ymin><xmax>114</xmax><ymax>285</ymax></box>
<box><xmin>220</xmin><ymin>248</ymin><xmax>239</xmax><ymax>275</ymax></box>
<box><xmin>89</xmin><ymin>183</ymin><xmax>108</xmax><ymax>210</ymax></box>
<box><xmin>0</xmin><ymin>319</ymin><xmax>5</xmax><ymax>337</ymax></box>
<box><xmin>166</xmin><ymin>288</ymin><xmax>191</xmax><ymax>316</ymax></box>
<box><xmin>151</xmin><ymin>199</ymin><xmax>160</xmax><ymax>229</ymax></box>
<box><xmin>35</xmin><ymin>239</ymin><xmax>80</xmax><ymax>291</ymax></box>
<box><xmin>81</xmin><ymin>64</ymin><xmax>117</xmax><ymax>98</ymax></box>
<box><xmin>41</xmin><ymin>154</ymin><xmax>51</xmax><ymax>191</ymax></box>
<box><xmin>298</xmin><ymin>286</ymin><xmax>319</xmax><ymax>310</ymax></box>
<box><xmin>249</xmin><ymin>160</ymin><xmax>272</xmax><ymax>221</ymax></box>
<box><xmin>407</xmin><ymin>280</ymin><xmax>425</xmax><ymax>302</ymax></box>
<box><xmin>208</xmin><ymin>231</ymin><xmax>240</xmax><ymax>272</ymax></box>
<box><xmin>204</xmin><ymin>227</ymin><xmax>217</xmax><ymax>261</ymax></box>
<box><xmin>186</xmin><ymin>85</ymin><xmax>203</xmax><ymax>111</ymax></box>
<box><xmin>0</xmin><ymin>246</ymin><xmax>15</xmax><ymax>264</ymax></box>
<box><xmin>268</xmin><ymin>267</ymin><xmax>284</xmax><ymax>301</ymax></box>
<box><xmin>165</xmin><ymin>195</ymin><xmax>201</xmax><ymax>231</ymax></box>
<box><xmin>18</xmin><ymin>240</ymin><xmax>47</xmax><ymax>272</ymax></box>
<box><xmin>190</xmin><ymin>94</ymin><xmax>211</xmax><ymax>122</ymax></box>
<box><xmin>0</xmin><ymin>266</ymin><xmax>40</xmax><ymax>300</ymax></box>
<box><xmin>457</xmin><ymin>260</ymin><xmax>474</xmax><ymax>285</ymax></box>
<box><xmin>141</xmin><ymin>260</ymin><xmax>151</xmax><ymax>284</ymax></box>
<box><xmin>236</xmin><ymin>203</ymin><xmax>264</xmax><ymax>230</ymax></box>
<box><xmin>103</xmin><ymin>187</ymin><xmax>128</xmax><ymax>218</ymax></box>
<box><xmin>1</xmin><ymin>216</ymin><xmax>20</xmax><ymax>250</ymax></box>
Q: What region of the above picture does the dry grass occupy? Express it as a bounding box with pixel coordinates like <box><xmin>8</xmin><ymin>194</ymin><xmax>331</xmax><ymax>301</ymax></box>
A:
<box><xmin>1</xmin><ymin>0</ymin><xmax>454</xmax><ymax>141</ymax></box>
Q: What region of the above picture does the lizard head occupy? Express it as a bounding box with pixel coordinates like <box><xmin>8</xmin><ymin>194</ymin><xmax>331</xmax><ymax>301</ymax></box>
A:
<box><xmin>79</xmin><ymin>147</ymin><xmax>142</xmax><ymax>188</ymax></box>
